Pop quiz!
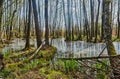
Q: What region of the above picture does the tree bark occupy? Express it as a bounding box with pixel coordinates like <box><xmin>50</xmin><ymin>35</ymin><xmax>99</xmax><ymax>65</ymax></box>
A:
<box><xmin>117</xmin><ymin>0</ymin><xmax>120</xmax><ymax>38</ymax></box>
<box><xmin>62</xmin><ymin>0</ymin><xmax>68</xmax><ymax>41</ymax></box>
<box><xmin>32</xmin><ymin>0</ymin><xmax>42</xmax><ymax>48</ymax></box>
<box><xmin>94</xmin><ymin>0</ymin><xmax>100</xmax><ymax>43</ymax></box>
<box><xmin>83</xmin><ymin>0</ymin><xmax>90</xmax><ymax>42</ymax></box>
<box><xmin>45</xmin><ymin>0</ymin><xmax>49</xmax><ymax>45</ymax></box>
<box><xmin>25</xmin><ymin>0</ymin><xmax>31</xmax><ymax>49</ymax></box>
<box><xmin>101</xmin><ymin>0</ymin><xmax>105</xmax><ymax>41</ymax></box>
<box><xmin>104</xmin><ymin>0</ymin><xmax>120</xmax><ymax>78</ymax></box>
<box><xmin>90</xmin><ymin>0</ymin><xmax>94</xmax><ymax>39</ymax></box>
<box><xmin>78</xmin><ymin>0</ymin><xmax>82</xmax><ymax>40</ymax></box>
<box><xmin>0</xmin><ymin>0</ymin><xmax>4</xmax><ymax>41</ymax></box>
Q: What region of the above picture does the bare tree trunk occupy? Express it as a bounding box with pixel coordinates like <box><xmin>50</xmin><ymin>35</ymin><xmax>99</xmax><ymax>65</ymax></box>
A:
<box><xmin>101</xmin><ymin>0</ymin><xmax>105</xmax><ymax>41</ymax></box>
<box><xmin>32</xmin><ymin>0</ymin><xmax>42</xmax><ymax>48</ymax></box>
<box><xmin>9</xmin><ymin>0</ymin><xmax>17</xmax><ymax>40</ymax></box>
<box><xmin>71</xmin><ymin>0</ymin><xmax>74</xmax><ymax>41</ymax></box>
<box><xmin>45</xmin><ymin>0</ymin><xmax>49</xmax><ymax>45</ymax></box>
<box><xmin>90</xmin><ymin>0</ymin><xmax>94</xmax><ymax>40</ymax></box>
<box><xmin>25</xmin><ymin>0</ymin><xmax>31</xmax><ymax>49</ymax></box>
<box><xmin>94</xmin><ymin>0</ymin><xmax>100</xmax><ymax>43</ymax></box>
<box><xmin>9</xmin><ymin>10</ymin><xmax>17</xmax><ymax>40</ymax></box>
<box><xmin>0</xmin><ymin>0</ymin><xmax>4</xmax><ymax>70</ymax></box>
<box><xmin>67</xmin><ymin>0</ymin><xmax>71</xmax><ymax>41</ymax></box>
<box><xmin>0</xmin><ymin>0</ymin><xmax>4</xmax><ymax>41</ymax></box>
<box><xmin>83</xmin><ymin>0</ymin><xmax>90</xmax><ymax>42</ymax></box>
<box><xmin>78</xmin><ymin>0</ymin><xmax>82</xmax><ymax>40</ymax></box>
<box><xmin>104</xmin><ymin>0</ymin><xmax>120</xmax><ymax>78</ymax></box>
<box><xmin>117</xmin><ymin>0</ymin><xmax>120</xmax><ymax>38</ymax></box>
<box><xmin>62</xmin><ymin>0</ymin><xmax>68</xmax><ymax>41</ymax></box>
<box><xmin>52</xmin><ymin>0</ymin><xmax>58</xmax><ymax>38</ymax></box>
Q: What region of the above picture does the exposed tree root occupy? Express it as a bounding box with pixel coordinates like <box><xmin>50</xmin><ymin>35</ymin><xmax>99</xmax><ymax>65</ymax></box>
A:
<box><xmin>9</xmin><ymin>47</ymin><xmax>35</xmax><ymax>58</ymax></box>
<box><xmin>6</xmin><ymin>43</ymin><xmax>43</xmax><ymax>67</ymax></box>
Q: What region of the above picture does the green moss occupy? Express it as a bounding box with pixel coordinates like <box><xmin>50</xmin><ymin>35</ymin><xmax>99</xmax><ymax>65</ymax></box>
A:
<box><xmin>106</xmin><ymin>0</ymin><xmax>112</xmax><ymax>2</ymax></box>
<box><xmin>2</xmin><ymin>46</ymin><xmax>57</xmax><ymax>79</ymax></box>
<box><xmin>107</xmin><ymin>41</ymin><xmax>117</xmax><ymax>56</ymax></box>
<box><xmin>0</xmin><ymin>69</ymin><xmax>10</xmax><ymax>77</ymax></box>
<box><xmin>114</xmin><ymin>38</ymin><xmax>120</xmax><ymax>42</ymax></box>
<box><xmin>39</xmin><ymin>46</ymin><xmax>57</xmax><ymax>60</ymax></box>
<box><xmin>39</xmin><ymin>67</ymin><xmax>69</xmax><ymax>79</ymax></box>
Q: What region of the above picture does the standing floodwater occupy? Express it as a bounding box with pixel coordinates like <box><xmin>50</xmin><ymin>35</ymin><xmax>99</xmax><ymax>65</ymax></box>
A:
<box><xmin>2</xmin><ymin>38</ymin><xmax>120</xmax><ymax>58</ymax></box>
<box><xmin>52</xmin><ymin>38</ymin><xmax>120</xmax><ymax>58</ymax></box>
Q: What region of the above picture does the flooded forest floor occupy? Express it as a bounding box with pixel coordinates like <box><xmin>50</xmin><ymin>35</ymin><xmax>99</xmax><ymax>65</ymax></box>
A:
<box><xmin>0</xmin><ymin>38</ymin><xmax>119</xmax><ymax>79</ymax></box>
<box><xmin>0</xmin><ymin>41</ymin><xmax>84</xmax><ymax>79</ymax></box>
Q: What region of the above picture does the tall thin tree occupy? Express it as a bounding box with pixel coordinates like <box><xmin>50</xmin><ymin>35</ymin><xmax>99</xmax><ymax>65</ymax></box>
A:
<box><xmin>90</xmin><ymin>0</ymin><xmax>94</xmax><ymax>39</ymax></box>
<box><xmin>25</xmin><ymin>0</ymin><xmax>31</xmax><ymax>49</ymax></box>
<box><xmin>0</xmin><ymin>0</ymin><xmax>4</xmax><ymax>41</ymax></box>
<box><xmin>32</xmin><ymin>0</ymin><xmax>42</xmax><ymax>48</ymax></box>
<box><xmin>94</xmin><ymin>0</ymin><xmax>100</xmax><ymax>42</ymax></box>
<box><xmin>45</xmin><ymin>0</ymin><xmax>49</xmax><ymax>45</ymax></box>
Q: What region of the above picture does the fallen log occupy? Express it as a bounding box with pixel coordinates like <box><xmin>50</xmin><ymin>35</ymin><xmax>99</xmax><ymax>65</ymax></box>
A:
<box><xmin>59</xmin><ymin>55</ymin><xmax>120</xmax><ymax>60</ymax></box>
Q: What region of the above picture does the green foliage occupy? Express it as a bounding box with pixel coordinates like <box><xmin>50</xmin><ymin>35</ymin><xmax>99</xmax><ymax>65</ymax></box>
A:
<box><xmin>53</xmin><ymin>59</ymin><xmax>79</xmax><ymax>73</ymax></box>
<box><xmin>57</xmin><ymin>60</ymin><xmax>65</xmax><ymax>71</ymax></box>
<box><xmin>64</xmin><ymin>60</ymin><xmax>79</xmax><ymax>73</ymax></box>
<box><xmin>97</xmin><ymin>73</ymin><xmax>106</xmax><ymax>79</ymax></box>
<box><xmin>39</xmin><ymin>67</ymin><xmax>69</xmax><ymax>79</ymax></box>
<box><xmin>95</xmin><ymin>60</ymin><xmax>111</xmax><ymax>79</ymax></box>
<box><xmin>0</xmin><ymin>69</ymin><xmax>9</xmax><ymax>77</ymax></box>
<box><xmin>4</xmin><ymin>51</ymin><xmax>12</xmax><ymax>57</ymax></box>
